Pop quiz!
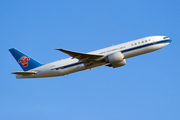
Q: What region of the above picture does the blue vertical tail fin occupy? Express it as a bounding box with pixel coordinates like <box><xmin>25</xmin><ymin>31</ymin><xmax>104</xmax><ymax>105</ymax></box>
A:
<box><xmin>9</xmin><ymin>48</ymin><xmax>43</xmax><ymax>71</ymax></box>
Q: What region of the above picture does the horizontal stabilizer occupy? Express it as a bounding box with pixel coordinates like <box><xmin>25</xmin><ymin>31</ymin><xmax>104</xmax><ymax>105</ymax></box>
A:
<box><xmin>12</xmin><ymin>71</ymin><xmax>38</xmax><ymax>75</ymax></box>
<box><xmin>56</xmin><ymin>48</ymin><xmax>105</xmax><ymax>62</ymax></box>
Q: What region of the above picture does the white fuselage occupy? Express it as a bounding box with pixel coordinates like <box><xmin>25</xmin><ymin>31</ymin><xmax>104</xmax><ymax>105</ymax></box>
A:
<box><xmin>16</xmin><ymin>36</ymin><xmax>172</xmax><ymax>78</ymax></box>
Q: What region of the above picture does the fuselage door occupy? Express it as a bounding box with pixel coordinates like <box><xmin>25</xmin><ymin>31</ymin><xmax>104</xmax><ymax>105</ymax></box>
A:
<box><xmin>152</xmin><ymin>38</ymin><xmax>157</xmax><ymax>44</ymax></box>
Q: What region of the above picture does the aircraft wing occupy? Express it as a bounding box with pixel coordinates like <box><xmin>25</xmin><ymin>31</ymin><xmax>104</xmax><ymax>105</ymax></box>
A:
<box><xmin>56</xmin><ymin>48</ymin><xmax>105</xmax><ymax>62</ymax></box>
<box><xmin>12</xmin><ymin>71</ymin><xmax>38</xmax><ymax>75</ymax></box>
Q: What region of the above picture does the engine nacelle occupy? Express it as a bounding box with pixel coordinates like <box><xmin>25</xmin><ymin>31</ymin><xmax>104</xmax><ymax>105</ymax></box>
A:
<box><xmin>106</xmin><ymin>52</ymin><xmax>126</xmax><ymax>68</ymax></box>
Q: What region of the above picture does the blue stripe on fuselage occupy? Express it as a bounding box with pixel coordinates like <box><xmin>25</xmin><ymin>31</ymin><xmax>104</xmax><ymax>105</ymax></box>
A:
<box><xmin>121</xmin><ymin>39</ymin><xmax>171</xmax><ymax>53</ymax></box>
<box><xmin>51</xmin><ymin>61</ymin><xmax>84</xmax><ymax>70</ymax></box>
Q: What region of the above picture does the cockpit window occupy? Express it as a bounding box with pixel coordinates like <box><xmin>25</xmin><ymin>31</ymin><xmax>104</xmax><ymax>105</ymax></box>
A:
<box><xmin>163</xmin><ymin>37</ymin><xmax>168</xmax><ymax>39</ymax></box>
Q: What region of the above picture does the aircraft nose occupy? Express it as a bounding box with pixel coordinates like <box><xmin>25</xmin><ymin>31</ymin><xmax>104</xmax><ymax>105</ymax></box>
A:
<box><xmin>170</xmin><ymin>39</ymin><xmax>172</xmax><ymax>42</ymax></box>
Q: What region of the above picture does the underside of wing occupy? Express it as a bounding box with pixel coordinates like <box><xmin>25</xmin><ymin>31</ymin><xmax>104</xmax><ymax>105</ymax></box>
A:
<box><xmin>56</xmin><ymin>48</ymin><xmax>105</xmax><ymax>62</ymax></box>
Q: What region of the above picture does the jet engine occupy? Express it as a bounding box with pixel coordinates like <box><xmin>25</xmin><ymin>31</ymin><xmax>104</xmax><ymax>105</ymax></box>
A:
<box><xmin>105</xmin><ymin>52</ymin><xmax>126</xmax><ymax>68</ymax></box>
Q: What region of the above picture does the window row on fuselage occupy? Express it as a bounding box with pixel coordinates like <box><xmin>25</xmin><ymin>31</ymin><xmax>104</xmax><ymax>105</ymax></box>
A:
<box><xmin>131</xmin><ymin>39</ymin><xmax>151</xmax><ymax>46</ymax></box>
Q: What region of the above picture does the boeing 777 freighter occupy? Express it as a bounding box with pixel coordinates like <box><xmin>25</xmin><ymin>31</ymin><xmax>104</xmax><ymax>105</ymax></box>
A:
<box><xmin>9</xmin><ymin>36</ymin><xmax>172</xmax><ymax>79</ymax></box>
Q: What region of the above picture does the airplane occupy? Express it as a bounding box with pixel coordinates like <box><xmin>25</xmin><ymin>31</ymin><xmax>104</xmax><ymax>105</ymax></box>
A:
<box><xmin>9</xmin><ymin>36</ymin><xmax>172</xmax><ymax>79</ymax></box>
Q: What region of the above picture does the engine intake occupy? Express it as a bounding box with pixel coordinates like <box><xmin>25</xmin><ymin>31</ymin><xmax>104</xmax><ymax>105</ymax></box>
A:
<box><xmin>105</xmin><ymin>52</ymin><xmax>126</xmax><ymax>68</ymax></box>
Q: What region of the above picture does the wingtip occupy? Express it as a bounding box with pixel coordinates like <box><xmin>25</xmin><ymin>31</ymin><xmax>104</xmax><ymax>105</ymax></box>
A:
<box><xmin>55</xmin><ymin>48</ymin><xmax>63</xmax><ymax>51</ymax></box>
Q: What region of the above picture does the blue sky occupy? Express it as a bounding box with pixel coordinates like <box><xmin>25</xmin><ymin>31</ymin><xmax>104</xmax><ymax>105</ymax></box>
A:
<box><xmin>1</xmin><ymin>0</ymin><xmax>180</xmax><ymax>119</ymax></box>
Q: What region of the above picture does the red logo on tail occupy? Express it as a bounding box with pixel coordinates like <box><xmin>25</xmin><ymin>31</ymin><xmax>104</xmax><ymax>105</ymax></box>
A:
<box><xmin>18</xmin><ymin>56</ymin><xmax>30</xmax><ymax>67</ymax></box>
